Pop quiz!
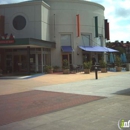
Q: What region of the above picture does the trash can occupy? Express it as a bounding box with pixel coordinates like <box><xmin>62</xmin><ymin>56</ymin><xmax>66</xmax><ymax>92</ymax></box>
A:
<box><xmin>126</xmin><ymin>63</ymin><xmax>130</xmax><ymax>71</ymax></box>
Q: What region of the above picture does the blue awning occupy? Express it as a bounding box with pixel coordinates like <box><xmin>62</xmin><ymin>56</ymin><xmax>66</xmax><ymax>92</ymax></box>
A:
<box><xmin>61</xmin><ymin>46</ymin><xmax>73</xmax><ymax>52</ymax></box>
<box><xmin>79</xmin><ymin>46</ymin><xmax>118</xmax><ymax>52</ymax></box>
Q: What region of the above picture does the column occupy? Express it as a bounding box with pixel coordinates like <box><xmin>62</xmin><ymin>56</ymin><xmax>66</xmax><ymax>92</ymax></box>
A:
<box><xmin>35</xmin><ymin>53</ymin><xmax>38</xmax><ymax>72</ymax></box>
<box><xmin>27</xmin><ymin>46</ymin><xmax>30</xmax><ymax>75</ymax></box>
<box><xmin>41</xmin><ymin>48</ymin><xmax>43</xmax><ymax>73</ymax></box>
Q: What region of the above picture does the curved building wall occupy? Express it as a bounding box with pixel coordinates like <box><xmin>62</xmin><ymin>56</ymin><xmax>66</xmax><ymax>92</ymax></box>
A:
<box><xmin>47</xmin><ymin>0</ymin><xmax>105</xmax><ymax>67</ymax></box>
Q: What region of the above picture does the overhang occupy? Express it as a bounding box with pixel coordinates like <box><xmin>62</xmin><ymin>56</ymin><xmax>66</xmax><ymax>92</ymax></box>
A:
<box><xmin>0</xmin><ymin>38</ymin><xmax>56</xmax><ymax>48</ymax></box>
<box><xmin>79</xmin><ymin>46</ymin><xmax>118</xmax><ymax>52</ymax></box>
<box><xmin>61</xmin><ymin>46</ymin><xmax>73</xmax><ymax>52</ymax></box>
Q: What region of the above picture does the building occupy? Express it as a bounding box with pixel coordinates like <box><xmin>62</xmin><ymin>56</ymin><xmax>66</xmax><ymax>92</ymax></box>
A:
<box><xmin>0</xmin><ymin>0</ymin><xmax>108</xmax><ymax>74</ymax></box>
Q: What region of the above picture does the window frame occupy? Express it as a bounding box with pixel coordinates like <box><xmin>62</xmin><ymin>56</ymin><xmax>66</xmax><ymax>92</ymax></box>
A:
<box><xmin>60</xmin><ymin>33</ymin><xmax>72</xmax><ymax>46</ymax></box>
<box><xmin>81</xmin><ymin>33</ymin><xmax>91</xmax><ymax>46</ymax></box>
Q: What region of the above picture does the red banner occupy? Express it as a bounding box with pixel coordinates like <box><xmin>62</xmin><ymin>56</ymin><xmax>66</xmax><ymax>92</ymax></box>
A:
<box><xmin>76</xmin><ymin>14</ymin><xmax>80</xmax><ymax>37</ymax></box>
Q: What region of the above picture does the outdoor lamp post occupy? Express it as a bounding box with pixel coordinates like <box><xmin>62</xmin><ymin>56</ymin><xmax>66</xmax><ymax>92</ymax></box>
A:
<box><xmin>94</xmin><ymin>65</ymin><xmax>98</xmax><ymax>79</ymax></box>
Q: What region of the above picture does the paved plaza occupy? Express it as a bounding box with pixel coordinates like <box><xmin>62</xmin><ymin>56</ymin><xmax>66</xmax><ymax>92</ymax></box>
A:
<box><xmin>0</xmin><ymin>71</ymin><xmax>130</xmax><ymax>130</ymax></box>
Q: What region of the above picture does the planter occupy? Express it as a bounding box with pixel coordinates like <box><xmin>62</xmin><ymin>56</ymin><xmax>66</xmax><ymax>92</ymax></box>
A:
<box><xmin>53</xmin><ymin>69</ymin><xmax>60</xmax><ymax>72</ymax></box>
<box><xmin>101</xmin><ymin>68</ymin><xmax>107</xmax><ymax>73</ymax></box>
<box><xmin>84</xmin><ymin>69</ymin><xmax>90</xmax><ymax>74</ymax></box>
<box><xmin>116</xmin><ymin>67</ymin><xmax>122</xmax><ymax>72</ymax></box>
<box><xmin>53</xmin><ymin>66</ymin><xmax>60</xmax><ymax>72</ymax></box>
<box><xmin>63</xmin><ymin>69</ymin><xmax>70</xmax><ymax>74</ymax></box>
<box><xmin>48</xmin><ymin>69</ymin><xmax>53</xmax><ymax>74</ymax></box>
<box><xmin>0</xmin><ymin>69</ymin><xmax>2</xmax><ymax>76</ymax></box>
<box><xmin>126</xmin><ymin>63</ymin><xmax>130</xmax><ymax>71</ymax></box>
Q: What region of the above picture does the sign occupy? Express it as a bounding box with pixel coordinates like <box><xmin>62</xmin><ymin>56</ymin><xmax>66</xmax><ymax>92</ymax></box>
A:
<box><xmin>118</xmin><ymin>119</ymin><xmax>130</xmax><ymax>130</ymax></box>
<box><xmin>0</xmin><ymin>40</ymin><xmax>14</xmax><ymax>44</ymax></box>
<box><xmin>0</xmin><ymin>34</ymin><xmax>15</xmax><ymax>44</ymax></box>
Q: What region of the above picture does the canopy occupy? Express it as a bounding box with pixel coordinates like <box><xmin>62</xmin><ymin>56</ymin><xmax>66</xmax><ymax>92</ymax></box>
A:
<box><xmin>61</xmin><ymin>46</ymin><xmax>73</xmax><ymax>52</ymax></box>
<box><xmin>79</xmin><ymin>46</ymin><xmax>118</xmax><ymax>52</ymax></box>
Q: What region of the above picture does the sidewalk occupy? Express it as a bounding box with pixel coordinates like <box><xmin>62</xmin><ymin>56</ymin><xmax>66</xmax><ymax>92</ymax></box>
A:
<box><xmin>0</xmin><ymin>71</ymin><xmax>130</xmax><ymax>130</ymax></box>
<box><xmin>0</xmin><ymin>71</ymin><xmax>128</xmax><ymax>95</ymax></box>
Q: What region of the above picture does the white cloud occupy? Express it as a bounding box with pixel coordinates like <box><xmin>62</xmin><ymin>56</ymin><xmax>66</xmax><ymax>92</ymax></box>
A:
<box><xmin>90</xmin><ymin>0</ymin><xmax>130</xmax><ymax>42</ymax></box>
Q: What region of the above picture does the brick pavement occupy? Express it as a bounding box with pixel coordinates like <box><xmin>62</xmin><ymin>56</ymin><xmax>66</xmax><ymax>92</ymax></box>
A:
<box><xmin>0</xmin><ymin>90</ymin><xmax>105</xmax><ymax>126</ymax></box>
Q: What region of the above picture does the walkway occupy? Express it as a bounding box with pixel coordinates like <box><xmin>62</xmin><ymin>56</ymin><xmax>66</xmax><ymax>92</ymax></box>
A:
<box><xmin>0</xmin><ymin>71</ymin><xmax>130</xmax><ymax>130</ymax></box>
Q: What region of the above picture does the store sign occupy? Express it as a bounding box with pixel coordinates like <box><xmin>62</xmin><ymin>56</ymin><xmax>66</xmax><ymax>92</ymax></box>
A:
<box><xmin>0</xmin><ymin>34</ymin><xmax>15</xmax><ymax>44</ymax></box>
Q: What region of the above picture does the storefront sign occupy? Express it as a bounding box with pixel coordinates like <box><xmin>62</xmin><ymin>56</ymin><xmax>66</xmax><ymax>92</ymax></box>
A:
<box><xmin>0</xmin><ymin>40</ymin><xmax>14</xmax><ymax>44</ymax></box>
<box><xmin>0</xmin><ymin>34</ymin><xmax>15</xmax><ymax>44</ymax></box>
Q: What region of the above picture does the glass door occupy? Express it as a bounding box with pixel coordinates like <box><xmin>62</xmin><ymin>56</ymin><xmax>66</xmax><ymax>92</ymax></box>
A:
<box><xmin>62</xmin><ymin>54</ymin><xmax>72</xmax><ymax>67</ymax></box>
<box><xmin>6</xmin><ymin>55</ymin><xmax>13</xmax><ymax>73</ymax></box>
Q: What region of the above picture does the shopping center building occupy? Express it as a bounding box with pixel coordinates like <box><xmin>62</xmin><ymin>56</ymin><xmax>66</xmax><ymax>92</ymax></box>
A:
<box><xmin>0</xmin><ymin>0</ymin><xmax>109</xmax><ymax>74</ymax></box>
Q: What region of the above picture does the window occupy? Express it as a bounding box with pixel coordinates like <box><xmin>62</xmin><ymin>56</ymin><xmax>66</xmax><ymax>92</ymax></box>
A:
<box><xmin>97</xmin><ymin>35</ymin><xmax>103</xmax><ymax>46</ymax></box>
<box><xmin>13</xmin><ymin>15</ymin><xmax>26</xmax><ymax>30</ymax></box>
<box><xmin>61</xmin><ymin>34</ymin><xmax>71</xmax><ymax>46</ymax></box>
<box><xmin>81</xmin><ymin>34</ymin><xmax>90</xmax><ymax>46</ymax></box>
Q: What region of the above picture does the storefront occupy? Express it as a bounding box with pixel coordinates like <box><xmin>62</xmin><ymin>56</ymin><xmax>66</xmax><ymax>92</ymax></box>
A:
<box><xmin>0</xmin><ymin>0</ymin><xmax>108</xmax><ymax>72</ymax></box>
<box><xmin>0</xmin><ymin>38</ymin><xmax>55</xmax><ymax>75</ymax></box>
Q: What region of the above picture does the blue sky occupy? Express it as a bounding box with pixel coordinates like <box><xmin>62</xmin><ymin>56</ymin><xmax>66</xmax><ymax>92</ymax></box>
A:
<box><xmin>0</xmin><ymin>0</ymin><xmax>130</xmax><ymax>42</ymax></box>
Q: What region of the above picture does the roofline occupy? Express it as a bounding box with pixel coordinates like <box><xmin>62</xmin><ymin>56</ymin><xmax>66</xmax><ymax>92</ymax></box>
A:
<box><xmin>0</xmin><ymin>38</ymin><xmax>56</xmax><ymax>48</ymax></box>
<box><xmin>0</xmin><ymin>0</ymin><xmax>50</xmax><ymax>9</ymax></box>
<box><xmin>44</xmin><ymin>0</ymin><xmax>105</xmax><ymax>10</ymax></box>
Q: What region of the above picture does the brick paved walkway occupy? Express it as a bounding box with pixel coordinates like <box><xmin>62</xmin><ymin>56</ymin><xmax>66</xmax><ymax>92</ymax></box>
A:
<box><xmin>0</xmin><ymin>71</ymin><xmax>126</xmax><ymax>95</ymax></box>
<box><xmin>0</xmin><ymin>90</ymin><xmax>105</xmax><ymax>126</ymax></box>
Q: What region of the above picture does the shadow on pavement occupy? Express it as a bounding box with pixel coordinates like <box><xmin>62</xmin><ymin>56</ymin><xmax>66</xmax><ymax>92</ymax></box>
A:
<box><xmin>113</xmin><ymin>88</ymin><xmax>130</xmax><ymax>96</ymax></box>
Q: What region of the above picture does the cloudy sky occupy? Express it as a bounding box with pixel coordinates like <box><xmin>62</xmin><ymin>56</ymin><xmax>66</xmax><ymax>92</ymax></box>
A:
<box><xmin>0</xmin><ymin>0</ymin><xmax>130</xmax><ymax>42</ymax></box>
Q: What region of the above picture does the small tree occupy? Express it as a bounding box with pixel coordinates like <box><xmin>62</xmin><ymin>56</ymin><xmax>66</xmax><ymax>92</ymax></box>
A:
<box><xmin>62</xmin><ymin>59</ymin><xmax>69</xmax><ymax>69</ymax></box>
<box><xmin>99</xmin><ymin>58</ymin><xmax>107</xmax><ymax>68</ymax></box>
<box><xmin>83</xmin><ymin>61</ymin><xmax>92</xmax><ymax>69</ymax></box>
<box><xmin>115</xmin><ymin>56</ymin><xmax>122</xmax><ymax>67</ymax></box>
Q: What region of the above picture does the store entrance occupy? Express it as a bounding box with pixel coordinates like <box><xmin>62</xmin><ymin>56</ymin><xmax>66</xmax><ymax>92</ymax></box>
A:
<box><xmin>13</xmin><ymin>55</ymin><xmax>27</xmax><ymax>73</ymax></box>
<box><xmin>62</xmin><ymin>53</ymin><xmax>72</xmax><ymax>67</ymax></box>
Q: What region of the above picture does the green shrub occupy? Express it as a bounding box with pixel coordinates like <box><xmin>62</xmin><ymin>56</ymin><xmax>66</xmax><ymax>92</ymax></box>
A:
<box><xmin>44</xmin><ymin>65</ymin><xmax>53</xmax><ymax>73</ymax></box>
<box><xmin>62</xmin><ymin>59</ymin><xmax>69</xmax><ymax>69</ymax></box>
<box><xmin>83</xmin><ymin>61</ymin><xmax>92</xmax><ymax>69</ymax></box>
<box><xmin>115</xmin><ymin>56</ymin><xmax>122</xmax><ymax>67</ymax></box>
<box><xmin>99</xmin><ymin>58</ymin><xmax>107</xmax><ymax>68</ymax></box>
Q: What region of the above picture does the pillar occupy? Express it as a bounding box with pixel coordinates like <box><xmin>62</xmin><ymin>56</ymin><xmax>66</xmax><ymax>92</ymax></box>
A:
<box><xmin>27</xmin><ymin>46</ymin><xmax>30</xmax><ymax>75</ymax></box>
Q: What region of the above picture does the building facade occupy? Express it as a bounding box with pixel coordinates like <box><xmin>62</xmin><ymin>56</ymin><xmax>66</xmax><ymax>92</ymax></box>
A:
<box><xmin>0</xmin><ymin>0</ymin><xmax>107</xmax><ymax>74</ymax></box>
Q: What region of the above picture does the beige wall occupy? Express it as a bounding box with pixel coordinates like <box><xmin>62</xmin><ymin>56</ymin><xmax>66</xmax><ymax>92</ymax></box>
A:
<box><xmin>0</xmin><ymin>0</ymin><xmax>105</xmax><ymax>69</ymax></box>
<box><xmin>0</xmin><ymin>1</ymin><xmax>50</xmax><ymax>40</ymax></box>
<box><xmin>47</xmin><ymin>0</ymin><xmax>105</xmax><ymax>67</ymax></box>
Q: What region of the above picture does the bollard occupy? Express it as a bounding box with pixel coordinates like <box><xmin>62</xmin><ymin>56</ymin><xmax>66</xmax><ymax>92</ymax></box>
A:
<box><xmin>95</xmin><ymin>66</ymin><xmax>98</xmax><ymax>79</ymax></box>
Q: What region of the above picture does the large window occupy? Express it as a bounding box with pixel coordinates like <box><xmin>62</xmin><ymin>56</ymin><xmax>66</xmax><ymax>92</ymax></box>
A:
<box><xmin>97</xmin><ymin>35</ymin><xmax>103</xmax><ymax>46</ymax></box>
<box><xmin>61</xmin><ymin>34</ymin><xmax>71</xmax><ymax>46</ymax></box>
<box><xmin>81</xmin><ymin>34</ymin><xmax>90</xmax><ymax>46</ymax></box>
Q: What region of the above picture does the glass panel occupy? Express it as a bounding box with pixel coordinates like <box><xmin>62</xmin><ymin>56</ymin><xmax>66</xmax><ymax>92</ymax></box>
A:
<box><xmin>45</xmin><ymin>54</ymin><xmax>51</xmax><ymax>65</ymax></box>
<box><xmin>6</xmin><ymin>55</ymin><xmax>13</xmax><ymax>73</ymax></box>
<box><xmin>21</xmin><ymin>55</ymin><xmax>27</xmax><ymax>72</ymax></box>
<box><xmin>81</xmin><ymin>34</ymin><xmax>90</xmax><ymax>46</ymax></box>
<box><xmin>61</xmin><ymin>34</ymin><xmax>71</xmax><ymax>46</ymax></box>
<box><xmin>97</xmin><ymin>36</ymin><xmax>103</xmax><ymax>46</ymax></box>
<box><xmin>5</xmin><ymin>49</ymin><xmax>12</xmax><ymax>52</ymax></box>
<box><xmin>30</xmin><ymin>54</ymin><xmax>36</xmax><ymax>72</ymax></box>
<box><xmin>38</xmin><ymin>54</ymin><xmax>41</xmax><ymax>72</ymax></box>
<box><xmin>69</xmin><ymin>54</ymin><xmax>72</xmax><ymax>65</ymax></box>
